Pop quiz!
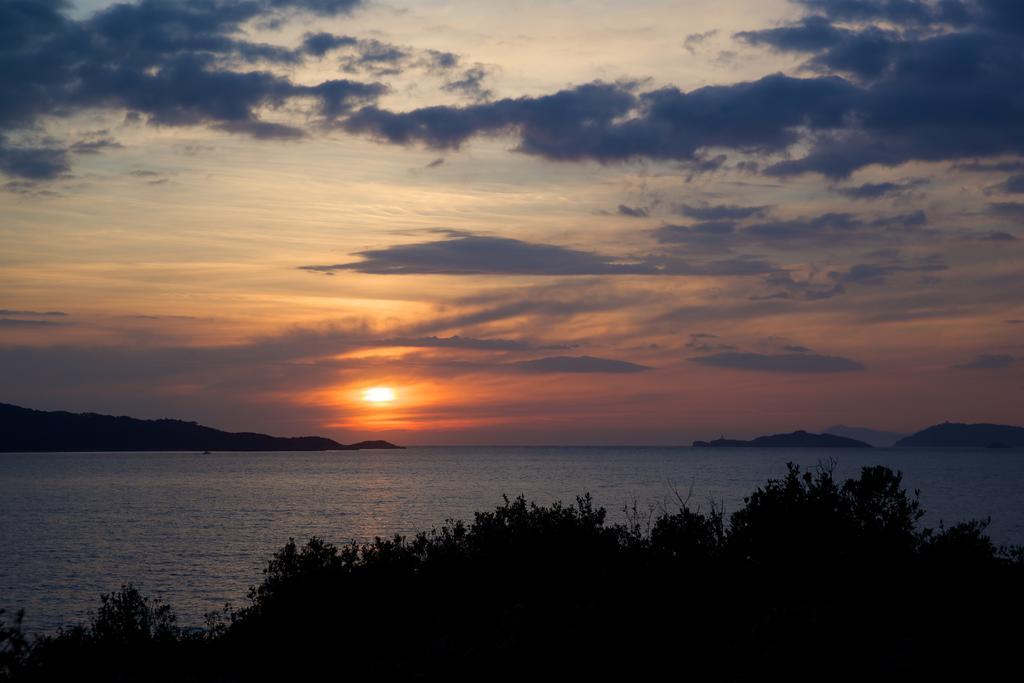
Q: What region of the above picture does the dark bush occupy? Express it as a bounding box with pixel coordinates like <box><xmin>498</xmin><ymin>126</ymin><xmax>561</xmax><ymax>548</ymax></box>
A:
<box><xmin>4</xmin><ymin>464</ymin><xmax>1021</xmax><ymax>683</ymax></box>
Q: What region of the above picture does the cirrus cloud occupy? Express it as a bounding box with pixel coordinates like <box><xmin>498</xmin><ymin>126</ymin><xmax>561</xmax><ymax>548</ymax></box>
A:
<box><xmin>690</xmin><ymin>351</ymin><xmax>865</xmax><ymax>372</ymax></box>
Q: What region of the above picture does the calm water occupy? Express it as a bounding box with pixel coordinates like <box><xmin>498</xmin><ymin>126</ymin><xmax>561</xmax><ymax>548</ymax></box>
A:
<box><xmin>2</xmin><ymin>446</ymin><xmax>1023</xmax><ymax>632</ymax></box>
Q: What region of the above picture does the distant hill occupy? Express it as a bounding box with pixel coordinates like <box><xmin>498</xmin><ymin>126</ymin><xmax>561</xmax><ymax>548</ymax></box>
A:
<box><xmin>693</xmin><ymin>430</ymin><xmax>872</xmax><ymax>448</ymax></box>
<box><xmin>895</xmin><ymin>422</ymin><xmax>1024</xmax><ymax>448</ymax></box>
<box><xmin>348</xmin><ymin>440</ymin><xmax>405</xmax><ymax>450</ymax></box>
<box><xmin>824</xmin><ymin>425</ymin><xmax>906</xmax><ymax>447</ymax></box>
<box><xmin>0</xmin><ymin>403</ymin><xmax>402</xmax><ymax>452</ymax></box>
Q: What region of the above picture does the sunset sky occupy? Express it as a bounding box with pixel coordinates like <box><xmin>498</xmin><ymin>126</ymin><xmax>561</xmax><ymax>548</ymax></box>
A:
<box><xmin>1</xmin><ymin>0</ymin><xmax>1022</xmax><ymax>444</ymax></box>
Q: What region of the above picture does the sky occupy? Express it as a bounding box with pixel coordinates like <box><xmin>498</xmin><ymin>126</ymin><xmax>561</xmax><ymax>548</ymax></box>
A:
<box><xmin>1</xmin><ymin>0</ymin><xmax>1023</xmax><ymax>444</ymax></box>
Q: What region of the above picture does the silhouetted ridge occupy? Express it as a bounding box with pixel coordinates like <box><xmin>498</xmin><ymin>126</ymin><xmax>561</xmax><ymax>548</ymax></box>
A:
<box><xmin>347</xmin><ymin>440</ymin><xmax>404</xmax><ymax>450</ymax></box>
<box><xmin>824</xmin><ymin>424</ymin><xmax>906</xmax><ymax>447</ymax></box>
<box><xmin>0</xmin><ymin>403</ymin><xmax>401</xmax><ymax>452</ymax></box>
<box><xmin>693</xmin><ymin>429</ymin><xmax>871</xmax><ymax>448</ymax></box>
<box><xmin>895</xmin><ymin>422</ymin><xmax>1024</xmax><ymax>448</ymax></box>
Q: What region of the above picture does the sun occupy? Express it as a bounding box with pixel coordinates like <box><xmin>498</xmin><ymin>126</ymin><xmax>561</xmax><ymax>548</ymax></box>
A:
<box><xmin>362</xmin><ymin>386</ymin><xmax>396</xmax><ymax>404</ymax></box>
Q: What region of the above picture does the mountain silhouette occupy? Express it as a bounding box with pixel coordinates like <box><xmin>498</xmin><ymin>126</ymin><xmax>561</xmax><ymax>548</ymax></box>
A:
<box><xmin>824</xmin><ymin>424</ymin><xmax>906</xmax><ymax>447</ymax></box>
<box><xmin>895</xmin><ymin>422</ymin><xmax>1024</xmax><ymax>448</ymax></box>
<box><xmin>693</xmin><ymin>430</ymin><xmax>872</xmax><ymax>448</ymax></box>
<box><xmin>346</xmin><ymin>440</ymin><xmax>404</xmax><ymax>450</ymax></box>
<box><xmin>0</xmin><ymin>403</ymin><xmax>402</xmax><ymax>452</ymax></box>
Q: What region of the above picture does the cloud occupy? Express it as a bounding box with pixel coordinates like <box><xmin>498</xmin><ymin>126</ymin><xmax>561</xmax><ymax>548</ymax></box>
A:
<box><xmin>782</xmin><ymin>345</ymin><xmax>812</xmax><ymax>352</ymax></box>
<box><xmin>301</xmin><ymin>234</ymin><xmax>658</xmax><ymax>275</ymax></box>
<box><xmin>655</xmin><ymin>211</ymin><xmax>942</xmax><ymax>301</ymax></box>
<box><xmin>422</xmin><ymin>50</ymin><xmax>461</xmax><ymax>71</ymax></box>
<box><xmin>791</xmin><ymin>1</ymin><xmax>993</xmax><ymax>29</ymax></box>
<box><xmin>374</xmin><ymin>335</ymin><xmax>534</xmax><ymax>351</ymax></box>
<box><xmin>690</xmin><ymin>351</ymin><xmax>865</xmax><ymax>372</ymax></box>
<box><xmin>673</xmin><ymin>257</ymin><xmax>780</xmax><ymax>276</ymax></box>
<box><xmin>269</xmin><ymin>0</ymin><xmax>364</xmax><ymax>16</ymax></box>
<box><xmin>0</xmin><ymin>309</ymin><xmax>67</xmax><ymax>317</ymax></box>
<box><xmin>989</xmin><ymin>202</ymin><xmax>1024</xmax><ymax>217</ymax></box>
<box><xmin>685</xmin><ymin>333</ymin><xmax>737</xmax><ymax>352</ymax></box>
<box><xmin>617</xmin><ymin>204</ymin><xmax>649</xmax><ymax>218</ymax></box>
<box><xmin>342</xmin><ymin>81</ymin><xmax>637</xmax><ymax>152</ymax></box>
<box><xmin>755</xmin><ymin>253</ymin><xmax>947</xmax><ymax>300</ymax></box>
<box><xmin>0</xmin><ymin>317</ymin><xmax>67</xmax><ymax>327</ymax></box>
<box><xmin>732</xmin><ymin>5</ymin><xmax>1024</xmax><ymax>177</ymax></box>
<box><xmin>343</xmin><ymin>74</ymin><xmax>864</xmax><ymax>163</ymax></box>
<box><xmin>680</xmin><ymin>153</ymin><xmax>729</xmax><ymax>180</ymax></box>
<box><xmin>833</xmin><ymin>178</ymin><xmax>928</xmax><ymax>200</ymax></box>
<box><xmin>512</xmin><ymin>355</ymin><xmax>651</xmax><ymax>373</ymax></box>
<box><xmin>957</xmin><ymin>160</ymin><xmax>1024</xmax><ymax>173</ymax></box>
<box><xmin>838</xmin><ymin>255</ymin><xmax>947</xmax><ymax>284</ymax></box>
<box><xmin>653</xmin><ymin>221</ymin><xmax>737</xmax><ymax>250</ymax></box>
<box><xmin>301</xmin><ymin>35</ymin><xmax>488</xmax><ymax>100</ymax></box>
<box><xmin>442</xmin><ymin>66</ymin><xmax>493</xmax><ymax>102</ymax></box>
<box><xmin>657</xmin><ymin>207</ymin><xmax>937</xmax><ymax>266</ymax></box>
<box><xmin>336</xmin><ymin>6</ymin><xmax>1024</xmax><ymax>179</ymax></box>
<box><xmin>962</xmin><ymin>230</ymin><xmax>1017</xmax><ymax>242</ymax></box>
<box><xmin>339</xmin><ymin>38</ymin><xmax>411</xmax><ymax>75</ymax></box>
<box><xmin>683</xmin><ymin>30</ymin><xmax>718</xmax><ymax>54</ymax></box>
<box><xmin>0</xmin><ymin>321</ymin><xmax>651</xmax><ymax>440</ymax></box>
<box><xmin>743</xmin><ymin>210</ymin><xmax>929</xmax><ymax>246</ymax></box>
<box><xmin>69</xmin><ymin>137</ymin><xmax>124</xmax><ymax>155</ymax></box>
<box><xmin>758</xmin><ymin>270</ymin><xmax>847</xmax><ymax>300</ymax></box>
<box><xmin>737</xmin><ymin>16</ymin><xmax>901</xmax><ymax>80</ymax></box>
<box><xmin>398</xmin><ymin>279</ymin><xmax>663</xmax><ymax>335</ymax></box>
<box><xmin>993</xmin><ymin>173</ymin><xmax>1024</xmax><ymax>193</ymax></box>
<box><xmin>0</xmin><ymin>324</ymin><xmax>556</xmax><ymax>400</ymax></box>
<box><xmin>300</xmin><ymin>232</ymin><xmax>780</xmax><ymax>277</ymax></box>
<box><xmin>8</xmin><ymin>0</ymin><xmax>1024</xmax><ymax>183</ymax></box>
<box><xmin>0</xmin><ymin>138</ymin><xmax>70</xmax><ymax>180</ymax></box>
<box><xmin>743</xmin><ymin>212</ymin><xmax>874</xmax><ymax>243</ymax></box>
<box><xmin>0</xmin><ymin>0</ymin><xmax>381</xmax><ymax>178</ymax></box>
<box><xmin>675</xmin><ymin>203</ymin><xmax>769</xmax><ymax>220</ymax></box>
<box><xmin>299</xmin><ymin>32</ymin><xmax>358</xmax><ymax>58</ymax></box>
<box><xmin>214</xmin><ymin>119</ymin><xmax>306</xmax><ymax>140</ymax></box>
<box><xmin>660</xmin><ymin>208</ymin><xmax>934</xmax><ymax>258</ymax></box>
<box><xmin>652</xmin><ymin>300</ymin><xmax>795</xmax><ymax>326</ymax></box>
<box><xmin>953</xmin><ymin>353</ymin><xmax>1016</xmax><ymax>369</ymax></box>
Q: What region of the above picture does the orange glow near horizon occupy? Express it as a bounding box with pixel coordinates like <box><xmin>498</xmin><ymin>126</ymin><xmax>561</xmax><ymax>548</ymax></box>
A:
<box><xmin>312</xmin><ymin>377</ymin><xmax>509</xmax><ymax>433</ymax></box>
<box><xmin>362</xmin><ymin>386</ymin><xmax>396</xmax><ymax>404</ymax></box>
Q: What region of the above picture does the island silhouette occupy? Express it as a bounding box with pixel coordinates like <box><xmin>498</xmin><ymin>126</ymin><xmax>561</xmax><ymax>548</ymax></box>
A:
<box><xmin>5</xmin><ymin>402</ymin><xmax>1022</xmax><ymax>452</ymax></box>
<box><xmin>895</xmin><ymin>422</ymin><xmax>1024</xmax><ymax>448</ymax></box>
<box><xmin>823</xmin><ymin>424</ymin><xmax>907</xmax><ymax>447</ymax></box>
<box><xmin>694</xmin><ymin>424</ymin><xmax>1024</xmax><ymax>449</ymax></box>
<box><xmin>0</xmin><ymin>403</ymin><xmax>402</xmax><ymax>452</ymax></box>
<box><xmin>693</xmin><ymin>430</ymin><xmax>872</xmax><ymax>448</ymax></box>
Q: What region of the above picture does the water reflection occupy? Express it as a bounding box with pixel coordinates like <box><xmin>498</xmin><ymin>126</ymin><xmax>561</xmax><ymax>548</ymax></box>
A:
<box><xmin>2</xmin><ymin>447</ymin><xmax>1022</xmax><ymax>631</ymax></box>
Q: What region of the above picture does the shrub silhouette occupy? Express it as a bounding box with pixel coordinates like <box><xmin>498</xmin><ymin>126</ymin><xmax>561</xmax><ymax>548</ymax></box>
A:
<box><xmin>91</xmin><ymin>584</ymin><xmax>179</xmax><ymax>645</ymax></box>
<box><xmin>4</xmin><ymin>464</ymin><xmax>1022</xmax><ymax>682</ymax></box>
<box><xmin>727</xmin><ymin>463</ymin><xmax>924</xmax><ymax>567</ymax></box>
<box><xmin>0</xmin><ymin>612</ymin><xmax>29</xmax><ymax>681</ymax></box>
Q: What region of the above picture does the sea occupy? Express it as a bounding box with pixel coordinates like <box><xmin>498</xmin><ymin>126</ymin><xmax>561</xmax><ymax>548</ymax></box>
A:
<box><xmin>2</xmin><ymin>446</ymin><xmax>1023</xmax><ymax>633</ymax></box>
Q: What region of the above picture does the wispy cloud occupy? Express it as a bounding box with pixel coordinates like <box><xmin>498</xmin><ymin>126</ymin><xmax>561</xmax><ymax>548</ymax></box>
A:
<box><xmin>690</xmin><ymin>351</ymin><xmax>865</xmax><ymax>373</ymax></box>
<box><xmin>953</xmin><ymin>354</ymin><xmax>1016</xmax><ymax>370</ymax></box>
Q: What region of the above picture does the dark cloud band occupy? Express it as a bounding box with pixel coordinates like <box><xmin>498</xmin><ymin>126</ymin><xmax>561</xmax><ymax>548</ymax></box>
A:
<box><xmin>300</xmin><ymin>233</ymin><xmax>779</xmax><ymax>277</ymax></box>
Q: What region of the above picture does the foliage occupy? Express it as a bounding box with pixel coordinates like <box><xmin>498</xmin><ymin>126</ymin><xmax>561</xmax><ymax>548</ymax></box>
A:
<box><xmin>0</xmin><ymin>612</ymin><xmax>28</xmax><ymax>681</ymax></box>
<box><xmin>4</xmin><ymin>464</ymin><xmax>1022</xmax><ymax>682</ymax></box>
<box><xmin>91</xmin><ymin>584</ymin><xmax>179</xmax><ymax>645</ymax></box>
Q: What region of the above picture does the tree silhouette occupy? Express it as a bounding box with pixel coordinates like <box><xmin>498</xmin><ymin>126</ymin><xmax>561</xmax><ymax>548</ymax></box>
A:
<box><xmin>4</xmin><ymin>465</ymin><xmax>1021</xmax><ymax>682</ymax></box>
